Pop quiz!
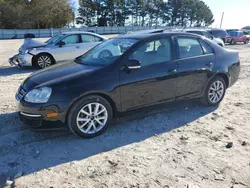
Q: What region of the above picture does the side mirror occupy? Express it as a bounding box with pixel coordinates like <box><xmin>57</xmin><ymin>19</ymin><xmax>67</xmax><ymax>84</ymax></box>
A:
<box><xmin>126</xmin><ymin>59</ymin><xmax>141</xmax><ymax>69</ymax></box>
<box><xmin>57</xmin><ymin>41</ymin><xmax>65</xmax><ymax>47</ymax></box>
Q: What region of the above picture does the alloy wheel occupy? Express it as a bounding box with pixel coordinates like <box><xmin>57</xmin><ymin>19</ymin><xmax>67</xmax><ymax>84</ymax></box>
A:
<box><xmin>37</xmin><ymin>56</ymin><xmax>52</xmax><ymax>68</ymax></box>
<box><xmin>98</xmin><ymin>50</ymin><xmax>112</xmax><ymax>59</ymax></box>
<box><xmin>208</xmin><ymin>81</ymin><xmax>224</xmax><ymax>104</ymax></box>
<box><xmin>76</xmin><ymin>102</ymin><xmax>108</xmax><ymax>135</ymax></box>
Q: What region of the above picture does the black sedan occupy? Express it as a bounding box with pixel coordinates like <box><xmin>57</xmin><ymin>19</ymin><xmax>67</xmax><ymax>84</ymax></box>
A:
<box><xmin>16</xmin><ymin>32</ymin><xmax>240</xmax><ymax>138</ymax></box>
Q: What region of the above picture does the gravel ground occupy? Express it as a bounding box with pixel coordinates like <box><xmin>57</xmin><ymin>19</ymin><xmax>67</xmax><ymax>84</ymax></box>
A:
<box><xmin>0</xmin><ymin>39</ymin><xmax>250</xmax><ymax>188</ymax></box>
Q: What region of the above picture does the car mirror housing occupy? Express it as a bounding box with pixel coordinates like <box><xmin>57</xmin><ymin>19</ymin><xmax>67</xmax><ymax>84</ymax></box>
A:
<box><xmin>127</xmin><ymin>59</ymin><xmax>141</xmax><ymax>69</ymax></box>
<box><xmin>57</xmin><ymin>41</ymin><xmax>65</xmax><ymax>47</ymax></box>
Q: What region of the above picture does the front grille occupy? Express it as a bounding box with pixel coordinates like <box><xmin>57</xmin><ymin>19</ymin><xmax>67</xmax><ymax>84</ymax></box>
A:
<box><xmin>19</xmin><ymin>113</ymin><xmax>43</xmax><ymax>128</ymax></box>
<box><xmin>16</xmin><ymin>87</ymin><xmax>26</xmax><ymax>101</ymax></box>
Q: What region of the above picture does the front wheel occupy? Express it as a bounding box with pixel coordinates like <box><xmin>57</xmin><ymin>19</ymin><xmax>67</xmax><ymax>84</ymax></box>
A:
<box><xmin>200</xmin><ymin>76</ymin><xmax>226</xmax><ymax>106</ymax></box>
<box><xmin>98</xmin><ymin>50</ymin><xmax>113</xmax><ymax>59</ymax></box>
<box><xmin>244</xmin><ymin>39</ymin><xmax>249</xmax><ymax>44</ymax></box>
<box><xmin>67</xmin><ymin>95</ymin><xmax>113</xmax><ymax>138</ymax></box>
<box><xmin>34</xmin><ymin>54</ymin><xmax>53</xmax><ymax>69</ymax></box>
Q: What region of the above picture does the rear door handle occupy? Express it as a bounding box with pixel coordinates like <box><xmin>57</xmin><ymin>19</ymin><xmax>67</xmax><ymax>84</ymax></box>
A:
<box><xmin>205</xmin><ymin>62</ymin><xmax>213</xmax><ymax>67</ymax></box>
<box><xmin>76</xmin><ymin>46</ymin><xmax>80</xmax><ymax>49</ymax></box>
<box><xmin>168</xmin><ymin>68</ymin><xmax>177</xmax><ymax>74</ymax></box>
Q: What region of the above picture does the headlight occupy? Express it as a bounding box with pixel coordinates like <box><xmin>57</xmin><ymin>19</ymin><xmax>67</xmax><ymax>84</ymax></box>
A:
<box><xmin>24</xmin><ymin>87</ymin><xmax>52</xmax><ymax>103</ymax></box>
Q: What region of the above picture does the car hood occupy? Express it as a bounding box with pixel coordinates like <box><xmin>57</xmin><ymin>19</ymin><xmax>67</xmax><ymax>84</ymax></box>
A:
<box><xmin>19</xmin><ymin>39</ymin><xmax>47</xmax><ymax>53</ymax></box>
<box><xmin>22</xmin><ymin>61</ymin><xmax>101</xmax><ymax>91</ymax></box>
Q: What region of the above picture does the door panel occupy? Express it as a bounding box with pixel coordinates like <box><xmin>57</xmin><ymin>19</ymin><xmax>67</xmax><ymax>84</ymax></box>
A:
<box><xmin>175</xmin><ymin>36</ymin><xmax>215</xmax><ymax>100</ymax></box>
<box><xmin>120</xmin><ymin>62</ymin><xmax>178</xmax><ymax>111</ymax></box>
<box><xmin>53</xmin><ymin>44</ymin><xmax>82</xmax><ymax>62</ymax></box>
<box><xmin>52</xmin><ymin>34</ymin><xmax>82</xmax><ymax>62</ymax></box>
<box><xmin>119</xmin><ymin>37</ymin><xmax>178</xmax><ymax>111</ymax></box>
<box><xmin>176</xmin><ymin>54</ymin><xmax>215</xmax><ymax>99</ymax></box>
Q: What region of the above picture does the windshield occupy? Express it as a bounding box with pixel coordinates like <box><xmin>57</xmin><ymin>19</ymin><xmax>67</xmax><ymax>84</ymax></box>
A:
<box><xmin>78</xmin><ymin>38</ymin><xmax>138</xmax><ymax>66</ymax></box>
<box><xmin>45</xmin><ymin>34</ymin><xmax>65</xmax><ymax>44</ymax></box>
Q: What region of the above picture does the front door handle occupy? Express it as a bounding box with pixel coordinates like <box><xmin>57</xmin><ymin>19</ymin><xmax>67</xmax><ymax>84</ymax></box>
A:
<box><xmin>76</xmin><ymin>46</ymin><xmax>80</xmax><ymax>49</ymax></box>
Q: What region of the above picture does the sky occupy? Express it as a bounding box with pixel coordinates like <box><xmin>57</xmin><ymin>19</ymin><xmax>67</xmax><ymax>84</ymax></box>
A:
<box><xmin>203</xmin><ymin>0</ymin><xmax>249</xmax><ymax>29</ymax></box>
<box><xmin>73</xmin><ymin>0</ymin><xmax>249</xmax><ymax>29</ymax></box>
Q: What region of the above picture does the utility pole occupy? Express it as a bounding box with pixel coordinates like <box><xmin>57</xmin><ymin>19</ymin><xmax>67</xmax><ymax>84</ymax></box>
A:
<box><xmin>220</xmin><ymin>12</ymin><xmax>224</xmax><ymax>28</ymax></box>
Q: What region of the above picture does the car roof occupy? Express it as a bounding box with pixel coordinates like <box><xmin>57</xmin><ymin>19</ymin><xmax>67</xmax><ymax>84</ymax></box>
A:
<box><xmin>61</xmin><ymin>31</ymin><xmax>107</xmax><ymax>39</ymax></box>
<box><xmin>184</xmin><ymin>29</ymin><xmax>206</xmax><ymax>32</ymax></box>
<box><xmin>207</xmin><ymin>28</ymin><xmax>225</xmax><ymax>31</ymax></box>
<box><xmin>115</xmin><ymin>32</ymin><xmax>203</xmax><ymax>40</ymax></box>
<box><xmin>131</xmin><ymin>29</ymin><xmax>164</xmax><ymax>34</ymax></box>
<box><xmin>62</xmin><ymin>31</ymin><xmax>95</xmax><ymax>35</ymax></box>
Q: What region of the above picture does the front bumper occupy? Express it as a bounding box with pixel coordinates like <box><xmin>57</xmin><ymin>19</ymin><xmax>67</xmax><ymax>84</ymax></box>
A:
<box><xmin>9</xmin><ymin>53</ymin><xmax>33</xmax><ymax>67</ymax></box>
<box><xmin>19</xmin><ymin>112</ymin><xmax>43</xmax><ymax>128</ymax></box>
<box><xmin>17</xmin><ymin>100</ymin><xmax>69</xmax><ymax>129</ymax></box>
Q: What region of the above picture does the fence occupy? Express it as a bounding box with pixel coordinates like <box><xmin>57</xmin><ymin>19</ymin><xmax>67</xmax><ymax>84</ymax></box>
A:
<box><xmin>0</xmin><ymin>26</ymin><xmax>199</xmax><ymax>39</ymax></box>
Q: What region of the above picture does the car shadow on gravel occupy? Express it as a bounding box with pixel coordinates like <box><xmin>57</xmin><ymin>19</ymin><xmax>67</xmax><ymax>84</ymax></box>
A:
<box><xmin>0</xmin><ymin>100</ymin><xmax>217</xmax><ymax>183</ymax></box>
<box><xmin>0</xmin><ymin>66</ymin><xmax>36</xmax><ymax>76</ymax></box>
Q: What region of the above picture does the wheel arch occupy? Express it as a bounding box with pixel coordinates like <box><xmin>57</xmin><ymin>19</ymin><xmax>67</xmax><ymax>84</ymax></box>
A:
<box><xmin>215</xmin><ymin>72</ymin><xmax>229</xmax><ymax>88</ymax></box>
<box><xmin>32</xmin><ymin>52</ymin><xmax>56</xmax><ymax>66</ymax></box>
<box><xmin>202</xmin><ymin>72</ymin><xmax>229</xmax><ymax>95</ymax></box>
<box><xmin>65</xmin><ymin>92</ymin><xmax>118</xmax><ymax>124</ymax></box>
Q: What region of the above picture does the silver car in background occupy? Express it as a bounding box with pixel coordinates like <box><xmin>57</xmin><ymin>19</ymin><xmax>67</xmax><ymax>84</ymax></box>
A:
<box><xmin>8</xmin><ymin>32</ymin><xmax>118</xmax><ymax>69</ymax></box>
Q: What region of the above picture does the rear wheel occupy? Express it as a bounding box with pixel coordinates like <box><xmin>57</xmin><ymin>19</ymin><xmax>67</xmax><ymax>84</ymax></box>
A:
<box><xmin>34</xmin><ymin>54</ymin><xmax>53</xmax><ymax>69</ymax></box>
<box><xmin>200</xmin><ymin>76</ymin><xmax>226</xmax><ymax>106</ymax></box>
<box><xmin>67</xmin><ymin>95</ymin><xmax>113</xmax><ymax>138</ymax></box>
<box><xmin>244</xmin><ymin>39</ymin><xmax>249</xmax><ymax>44</ymax></box>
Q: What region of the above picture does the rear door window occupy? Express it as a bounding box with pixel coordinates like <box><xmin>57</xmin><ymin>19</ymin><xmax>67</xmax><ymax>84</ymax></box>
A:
<box><xmin>81</xmin><ymin>34</ymin><xmax>102</xmax><ymax>42</ymax></box>
<box><xmin>177</xmin><ymin>37</ymin><xmax>203</xmax><ymax>58</ymax></box>
<box><xmin>199</xmin><ymin>40</ymin><xmax>213</xmax><ymax>54</ymax></box>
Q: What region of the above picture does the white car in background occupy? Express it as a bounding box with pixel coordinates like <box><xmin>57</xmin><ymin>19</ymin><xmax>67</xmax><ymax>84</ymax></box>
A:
<box><xmin>184</xmin><ymin>29</ymin><xmax>225</xmax><ymax>47</ymax></box>
<box><xmin>9</xmin><ymin>32</ymin><xmax>120</xmax><ymax>69</ymax></box>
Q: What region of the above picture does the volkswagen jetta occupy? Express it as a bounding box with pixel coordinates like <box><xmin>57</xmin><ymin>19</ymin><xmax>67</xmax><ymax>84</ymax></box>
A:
<box><xmin>16</xmin><ymin>32</ymin><xmax>240</xmax><ymax>138</ymax></box>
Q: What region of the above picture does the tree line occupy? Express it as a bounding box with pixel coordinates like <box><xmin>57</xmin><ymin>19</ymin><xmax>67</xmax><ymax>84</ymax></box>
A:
<box><xmin>0</xmin><ymin>0</ymin><xmax>214</xmax><ymax>29</ymax></box>
<box><xmin>77</xmin><ymin>0</ymin><xmax>214</xmax><ymax>27</ymax></box>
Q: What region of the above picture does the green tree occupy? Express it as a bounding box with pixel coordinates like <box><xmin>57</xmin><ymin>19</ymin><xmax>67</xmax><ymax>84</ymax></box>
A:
<box><xmin>0</xmin><ymin>0</ymin><xmax>74</xmax><ymax>29</ymax></box>
<box><xmin>77</xmin><ymin>0</ymin><xmax>214</xmax><ymax>27</ymax></box>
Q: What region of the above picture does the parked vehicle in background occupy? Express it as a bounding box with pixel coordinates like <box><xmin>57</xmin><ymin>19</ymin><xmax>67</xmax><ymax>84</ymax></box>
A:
<box><xmin>9</xmin><ymin>32</ymin><xmax>112</xmax><ymax>69</ymax></box>
<box><xmin>226</xmin><ymin>31</ymin><xmax>250</xmax><ymax>45</ymax></box>
<box><xmin>119</xmin><ymin>29</ymin><xmax>164</xmax><ymax>35</ymax></box>
<box><xmin>16</xmin><ymin>32</ymin><xmax>240</xmax><ymax>138</ymax></box>
<box><xmin>184</xmin><ymin>29</ymin><xmax>225</xmax><ymax>47</ymax></box>
<box><xmin>206</xmin><ymin>29</ymin><xmax>227</xmax><ymax>43</ymax></box>
<box><xmin>226</xmin><ymin>29</ymin><xmax>239</xmax><ymax>33</ymax></box>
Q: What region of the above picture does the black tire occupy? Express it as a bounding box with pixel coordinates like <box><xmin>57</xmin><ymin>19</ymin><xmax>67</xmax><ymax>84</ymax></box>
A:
<box><xmin>200</xmin><ymin>76</ymin><xmax>227</xmax><ymax>106</ymax></box>
<box><xmin>34</xmin><ymin>53</ymin><xmax>53</xmax><ymax>69</ymax></box>
<box><xmin>230</xmin><ymin>40</ymin><xmax>236</xmax><ymax>45</ymax></box>
<box><xmin>244</xmin><ymin>39</ymin><xmax>249</xmax><ymax>44</ymax></box>
<box><xmin>67</xmin><ymin>95</ymin><xmax>113</xmax><ymax>138</ymax></box>
<box><xmin>98</xmin><ymin>50</ymin><xmax>113</xmax><ymax>59</ymax></box>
